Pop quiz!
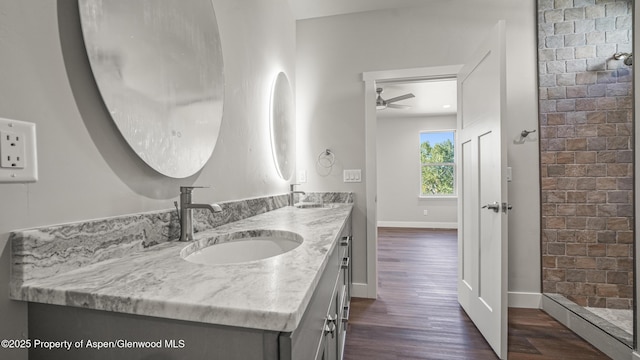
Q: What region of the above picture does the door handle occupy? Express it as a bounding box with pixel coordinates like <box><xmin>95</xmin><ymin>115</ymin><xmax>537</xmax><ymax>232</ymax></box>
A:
<box><xmin>482</xmin><ymin>201</ymin><xmax>500</xmax><ymax>213</ymax></box>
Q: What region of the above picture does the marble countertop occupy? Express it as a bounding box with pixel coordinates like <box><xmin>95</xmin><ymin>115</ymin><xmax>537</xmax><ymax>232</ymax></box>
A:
<box><xmin>12</xmin><ymin>204</ymin><xmax>353</xmax><ymax>333</ymax></box>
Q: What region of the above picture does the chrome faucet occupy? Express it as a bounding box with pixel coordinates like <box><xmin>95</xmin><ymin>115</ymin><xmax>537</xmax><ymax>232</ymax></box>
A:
<box><xmin>178</xmin><ymin>186</ymin><xmax>222</xmax><ymax>242</ymax></box>
<box><xmin>289</xmin><ymin>184</ymin><xmax>305</xmax><ymax>206</ymax></box>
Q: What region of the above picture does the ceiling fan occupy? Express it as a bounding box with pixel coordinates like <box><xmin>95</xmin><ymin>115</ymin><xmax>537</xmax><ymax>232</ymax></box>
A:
<box><xmin>376</xmin><ymin>87</ymin><xmax>415</xmax><ymax>110</ymax></box>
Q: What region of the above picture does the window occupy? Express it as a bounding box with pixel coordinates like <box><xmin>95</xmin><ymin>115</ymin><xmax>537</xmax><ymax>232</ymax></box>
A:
<box><xmin>420</xmin><ymin>131</ymin><xmax>455</xmax><ymax>196</ymax></box>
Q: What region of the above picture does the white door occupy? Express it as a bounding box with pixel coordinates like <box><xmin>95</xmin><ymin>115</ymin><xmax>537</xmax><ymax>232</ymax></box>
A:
<box><xmin>457</xmin><ymin>21</ymin><xmax>508</xmax><ymax>359</ymax></box>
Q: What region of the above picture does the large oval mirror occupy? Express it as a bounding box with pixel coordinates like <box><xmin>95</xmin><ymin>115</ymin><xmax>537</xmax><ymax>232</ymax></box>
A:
<box><xmin>78</xmin><ymin>0</ymin><xmax>224</xmax><ymax>178</ymax></box>
<box><xmin>270</xmin><ymin>72</ymin><xmax>295</xmax><ymax>181</ymax></box>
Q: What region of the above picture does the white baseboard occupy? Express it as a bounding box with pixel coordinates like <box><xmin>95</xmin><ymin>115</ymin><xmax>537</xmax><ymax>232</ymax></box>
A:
<box><xmin>351</xmin><ymin>283</ymin><xmax>372</xmax><ymax>299</ymax></box>
<box><xmin>508</xmin><ymin>292</ymin><xmax>541</xmax><ymax>308</ymax></box>
<box><xmin>633</xmin><ymin>352</ymin><xmax>640</xmax><ymax>360</ymax></box>
<box><xmin>377</xmin><ymin>221</ymin><xmax>458</xmax><ymax>229</ymax></box>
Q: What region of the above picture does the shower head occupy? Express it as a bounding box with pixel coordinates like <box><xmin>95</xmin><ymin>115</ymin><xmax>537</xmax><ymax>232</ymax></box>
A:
<box><xmin>613</xmin><ymin>52</ymin><xmax>633</xmax><ymax>66</ymax></box>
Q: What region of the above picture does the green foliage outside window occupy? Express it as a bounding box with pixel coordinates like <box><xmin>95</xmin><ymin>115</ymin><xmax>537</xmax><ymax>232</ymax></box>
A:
<box><xmin>420</xmin><ymin>132</ymin><xmax>455</xmax><ymax>196</ymax></box>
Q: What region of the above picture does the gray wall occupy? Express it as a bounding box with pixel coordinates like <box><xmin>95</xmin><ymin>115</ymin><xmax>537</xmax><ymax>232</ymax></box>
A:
<box><xmin>0</xmin><ymin>1</ymin><xmax>295</xmax><ymax>359</ymax></box>
<box><xmin>377</xmin><ymin>115</ymin><xmax>457</xmax><ymax>228</ymax></box>
<box><xmin>296</xmin><ymin>0</ymin><xmax>541</xmax><ymax>297</ymax></box>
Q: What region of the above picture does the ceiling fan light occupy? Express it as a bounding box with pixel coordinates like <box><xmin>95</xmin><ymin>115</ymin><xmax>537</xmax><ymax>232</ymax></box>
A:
<box><xmin>376</xmin><ymin>104</ymin><xmax>387</xmax><ymax>110</ymax></box>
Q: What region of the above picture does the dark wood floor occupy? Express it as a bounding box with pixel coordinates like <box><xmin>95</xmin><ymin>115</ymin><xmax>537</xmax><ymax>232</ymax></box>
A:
<box><xmin>343</xmin><ymin>228</ymin><xmax>609</xmax><ymax>360</ymax></box>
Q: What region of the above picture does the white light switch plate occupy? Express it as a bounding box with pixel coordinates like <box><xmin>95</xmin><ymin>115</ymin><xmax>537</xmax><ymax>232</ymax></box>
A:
<box><xmin>343</xmin><ymin>169</ymin><xmax>361</xmax><ymax>183</ymax></box>
<box><xmin>0</xmin><ymin>118</ymin><xmax>38</xmax><ymax>183</ymax></box>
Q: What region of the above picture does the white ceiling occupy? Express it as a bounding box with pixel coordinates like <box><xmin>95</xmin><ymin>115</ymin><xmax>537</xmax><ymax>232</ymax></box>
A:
<box><xmin>376</xmin><ymin>80</ymin><xmax>457</xmax><ymax>118</ymax></box>
<box><xmin>287</xmin><ymin>0</ymin><xmax>430</xmax><ymax>20</ymax></box>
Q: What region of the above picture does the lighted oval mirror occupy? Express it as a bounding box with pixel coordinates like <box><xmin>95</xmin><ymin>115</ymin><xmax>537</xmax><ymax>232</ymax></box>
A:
<box><xmin>270</xmin><ymin>72</ymin><xmax>295</xmax><ymax>180</ymax></box>
<box><xmin>78</xmin><ymin>0</ymin><xmax>224</xmax><ymax>178</ymax></box>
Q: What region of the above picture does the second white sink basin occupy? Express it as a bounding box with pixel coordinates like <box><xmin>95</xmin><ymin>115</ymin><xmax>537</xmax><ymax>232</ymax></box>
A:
<box><xmin>181</xmin><ymin>230</ymin><xmax>303</xmax><ymax>265</ymax></box>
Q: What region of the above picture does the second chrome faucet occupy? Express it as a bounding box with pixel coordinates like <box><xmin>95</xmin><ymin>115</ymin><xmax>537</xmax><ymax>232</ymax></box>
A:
<box><xmin>289</xmin><ymin>184</ymin><xmax>305</xmax><ymax>206</ymax></box>
<box><xmin>177</xmin><ymin>186</ymin><xmax>222</xmax><ymax>242</ymax></box>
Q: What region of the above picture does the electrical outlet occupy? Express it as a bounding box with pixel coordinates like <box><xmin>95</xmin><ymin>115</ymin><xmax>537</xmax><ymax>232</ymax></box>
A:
<box><xmin>423</xmin><ymin>210</ymin><xmax>428</xmax><ymax>216</ymax></box>
<box><xmin>0</xmin><ymin>118</ymin><xmax>37</xmax><ymax>183</ymax></box>
<box><xmin>1</xmin><ymin>130</ymin><xmax>26</xmax><ymax>168</ymax></box>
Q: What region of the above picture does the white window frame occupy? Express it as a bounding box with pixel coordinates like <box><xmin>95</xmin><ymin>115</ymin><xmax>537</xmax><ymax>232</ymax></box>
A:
<box><xmin>419</xmin><ymin>129</ymin><xmax>457</xmax><ymax>198</ymax></box>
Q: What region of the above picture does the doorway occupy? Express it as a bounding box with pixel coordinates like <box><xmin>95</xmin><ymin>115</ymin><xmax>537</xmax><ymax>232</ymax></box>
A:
<box><xmin>364</xmin><ymin>23</ymin><xmax>511</xmax><ymax>357</ymax></box>
<box><xmin>364</xmin><ymin>22</ymin><xmax>513</xmax><ymax>359</ymax></box>
<box><xmin>375</xmin><ymin>78</ymin><xmax>458</xmax><ymax>230</ymax></box>
<box><xmin>362</xmin><ymin>65</ymin><xmax>463</xmax><ymax>299</ymax></box>
<box><xmin>363</xmin><ymin>38</ymin><xmax>509</xmax><ymax>354</ymax></box>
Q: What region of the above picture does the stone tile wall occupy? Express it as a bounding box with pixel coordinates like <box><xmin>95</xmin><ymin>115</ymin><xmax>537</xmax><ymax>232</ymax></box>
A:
<box><xmin>538</xmin><ymin>0</ymin><xmax>633</xmax><ymax>309</ymax></box>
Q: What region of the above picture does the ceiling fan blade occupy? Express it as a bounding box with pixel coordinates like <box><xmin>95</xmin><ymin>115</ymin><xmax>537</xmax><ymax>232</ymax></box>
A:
<box><xmin>386</xmin><ymin>93</ymin><xmax>415</xmax><ymax>103</ymax></box>
<box><xmin>387</xmin><ymin>104</ymin><xmax>411</xmax><ymax>109</ymax></box>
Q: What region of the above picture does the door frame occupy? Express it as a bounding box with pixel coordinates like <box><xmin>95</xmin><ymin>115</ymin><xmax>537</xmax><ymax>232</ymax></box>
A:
<box><xmin>361</xmin><ymin>65</ymin><xmax>463</xmax><ymax>299</ymax></box>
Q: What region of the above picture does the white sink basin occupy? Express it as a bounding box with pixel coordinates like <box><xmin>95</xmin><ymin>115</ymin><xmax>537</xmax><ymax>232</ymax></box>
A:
<box><xmin>181</xmin><ymin>230</ymin><xmax>303</xmax><ymax>265</ymax></box>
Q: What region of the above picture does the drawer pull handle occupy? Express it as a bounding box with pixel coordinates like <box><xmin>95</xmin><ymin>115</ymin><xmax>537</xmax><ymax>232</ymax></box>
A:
<box><xmin>340</xmin><ymin>235</ymin><xmax>351</xmax><ymax>246</ymax></box>
<box><xmin>324</xmin><ymin>315</ymin><xmax>337</xmax><ymax>338</ymax></box>
<box><xmin>342</xmin><ymin>304</ymin><xmax>350</xmax><ymax>323</ymax></box>
<box><xmin>341</xmin><ymin>257</ymin><xmax>350</xmax><ymax>269</ymax></box>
